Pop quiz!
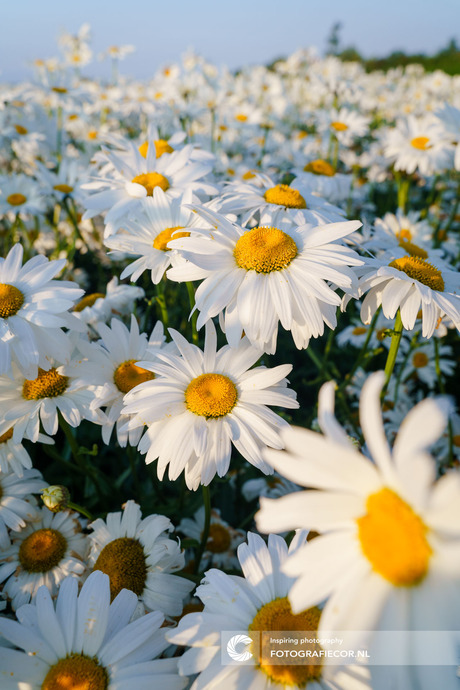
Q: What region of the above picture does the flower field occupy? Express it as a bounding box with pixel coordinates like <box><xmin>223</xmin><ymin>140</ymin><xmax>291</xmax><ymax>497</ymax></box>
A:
<box><xmin>0</xmin><ymin>26</ymin><xmax>459</xmax><ymax>690</ymax></box>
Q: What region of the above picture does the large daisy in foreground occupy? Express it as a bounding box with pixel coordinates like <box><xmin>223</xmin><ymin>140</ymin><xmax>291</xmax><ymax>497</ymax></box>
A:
<box><xmin>256</xmin><ymin>372</ymin><xmax>460</xmax><ymax>688</ymax></box>
<box><xmin>0</xmin><ymin>571</ymin><xmax>187</xmax><ymax>690</ymax></box>
<box><xmin>167</xmin><ymin>206</ymin><xmax>362</xmax><ymax>353</ymax></box>
<box><xmin>122</xmin><ymin>322</ymin><xmax>298</xmax><ymax>490</ymax></box>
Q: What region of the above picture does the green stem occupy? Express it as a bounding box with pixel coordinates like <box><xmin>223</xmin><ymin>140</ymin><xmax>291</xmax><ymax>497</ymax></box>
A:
<box><xmin>195</xmin><ymin>484</ymin><xmax>211</xmax><ymax>574</ymax></box>
<box><xmin>186</xmin><ymin>281</ymin><xmax>199</xmax><ymax>344</ymax></box>
<box><xmin>67</xmin><ymin>501</ymin><xmax>93</xmax><ymax>521</ymax></box>
<box><xmin>396</xmin><ymin>175</ymin><xmax>410</xmax><ymax>213</ymax></box>
<box><xmin>154</xmin><ymin>280</ymin><xmax>169</xmax><ymax>328</ymax></box>
<box><xmin>332</xmin><ymin>137</ymin><xmax>339</xmax><ymax>171</ymax></box>
<box><xmin>434</xmin><ymin>338</ymin><xmax>454</xmax><ymax>467</ymax></box>
<box><xmin>58</xmin><ymin>413</ymin><xmax>84</xmax><ymax>468</ymax></box>
<box><xmin>382</xmin><ymin>310</ymin><xmax>403</xmax><ymax>399</ymax></box>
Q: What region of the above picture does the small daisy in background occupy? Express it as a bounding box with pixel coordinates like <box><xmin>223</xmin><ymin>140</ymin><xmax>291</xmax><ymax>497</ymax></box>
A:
<box><xmin>0</xmin><ymin>468</ymin><xmax>46</xmax><ymax>548</ymax></box>
<box><xmin>178</xmin><ymin>506</ymin><xmax>245</xmax><ymax>569</ymax></box>
<box><xmin>382</xmin><ymin>115</ymin><xmax>453</xmax><ymax>175</ymax></box>
<box><xmin>72</xmin><ymin>276</ymin><xmax>144</xmax><ymax>328</ymax></box>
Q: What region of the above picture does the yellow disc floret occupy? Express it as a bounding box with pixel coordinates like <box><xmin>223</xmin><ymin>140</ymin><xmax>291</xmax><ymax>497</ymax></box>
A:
<box><xmin>113</xmin><ymin>360</ymin><xmax>154</xmax><ymax>394</ymax></box>
<box><xmin>73</xmin><ymin>293</ymin><xmax>105</xmax><ymax>312</ymax></box>
<box><xmin>0</xmin><ymin>284</ymin><xmax>24</xmax><ymax>318</ymax></box>
<box><xmin>357</xmin><ymin>487</ymin><xmax>432</xmax><ymax>586</ymax></box>
<box><xmin>14</xmin><ymin>124</ymin><xmax>28</xmax><ymax>135</ymax></box>
<box><xmin>389</xmin><ymin>256</ymin><xmax>444</xmax><ymax>291</ymax></box>
<box><xmin>131</xmin><ymin>172</ymin><xmax>170</xmax><ymax>195</ymax></box>
<box><xmin>331</xmin><ymin>121</ymin><xmax>348</xmax><ymax>132</ymax></box>
<box><xmin>249</xmin><ymin>597</ymin><xmax>322</xmax><ymax>686</ymax></box>
<box><xmin>205</xmin><ymin>524</ymin><xmax>231</xmax><ymax>553</ymax></box>
<box><xmin>93</xmin><ymin>537</ymin><xmax>147</xmax><ymax>600</ymax></box>
<box><xmin>138</xmin><ymin>139</ymin><xmax>174</xmax><ymax>159</ymax></box>
<box><xmin>234</xmin><ymin>226</ymin><xmax>298</xmax><ymax>273</ymax></box>
<box><xmin>185</xmin><ymin>373</ymin><xmax>237</xmax><ymax>418</ymax></box>
<box><xmin>0</xmin><ymin>428</ymin><xmax>13</xmax><ymax>444</ymax></box>
<box><xmin>412</xmin><ymin>352</ymin><xmax>429</xmax><ymax>368</ymax></box>
<box><xmin>352</xmin><ymin>326</ymin><xmax>367</xmax><ymax>335</ymax></box>
<box><xmin>22</xmin><ymin>368</ymin><xmax>69</xmax><ymax>400</ymax></box>
<box><xmin>53</xmin><ymin>184</ymin><xmax>74</xmax><ymax>194</ymax></box>
<box><xmin>19</xmin><ymin>528</ymin><xmax>67</xmax><ymax>573</ymax></box>
<box><xmin>263</xmin><ymin>185</ymin><xmax>306</xmax><ymax>209</ymax></box>
<box><xmin>398</xmin><ymin>239</ymin><xmax>428</xmax><ymax>259</ymax></box>
<box><xmin>411</xmin><ymin>136</ymin><xmax>431</xmax><ymax>150</ymax></box>
<box><xmin>6</xmin><ymin>193</ymin><xmax>27</xmax><ymax>206</ymax></box>
<box><xmin>153</xmin><ymin>226</ymin><xmax>190</xmax><ymax>252</ymax></box>
<box><xmin>42</xmin><ymin>654</ymin><xmax>109</xmax><ymax>690</ymax></box>
<box><xmin>303</xmin><ymin>159</ymin><xmax>335</xmax><ymax>176</ymax></box>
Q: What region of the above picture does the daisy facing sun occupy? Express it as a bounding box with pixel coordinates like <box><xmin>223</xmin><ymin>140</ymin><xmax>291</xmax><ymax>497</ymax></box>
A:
<box><xmin>122</xmin><ymin>321</ymin><xmax>299</xmax><ymax>490</ymax></box>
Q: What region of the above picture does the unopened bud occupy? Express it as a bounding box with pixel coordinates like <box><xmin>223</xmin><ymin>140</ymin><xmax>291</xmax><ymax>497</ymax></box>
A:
<box><xmin>41</xmin><ymin>485</ymin><xmax>71</xmax><ymax>513</ymax></box>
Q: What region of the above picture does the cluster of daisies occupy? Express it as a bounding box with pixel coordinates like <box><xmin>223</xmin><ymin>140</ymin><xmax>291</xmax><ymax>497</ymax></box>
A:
<box><xmin>0</xmin><ymin>25</ymin><xmax>459</xmax><ymax>690</ymax></box>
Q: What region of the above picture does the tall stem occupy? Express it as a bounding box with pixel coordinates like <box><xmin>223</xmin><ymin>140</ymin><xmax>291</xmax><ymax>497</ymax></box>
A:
<box><xmin>195</xmin><ymin>484</ymin><xmax>211</xmax><ymax>573</ymax></box>
<box><xmin>382</xmin><ymin>310</ymin><xmax>403</xmax><ymax>399</ymax></box>
<box><xmin>186</xmin><ymin>281</ymin><xmax>199</xmax><ymax>344</ymax></box>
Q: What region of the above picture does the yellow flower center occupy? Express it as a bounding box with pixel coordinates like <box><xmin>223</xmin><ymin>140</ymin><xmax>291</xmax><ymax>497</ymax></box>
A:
<box><xmin>73</xmin><ymin>293</ymin><xmax>105</xmax><ymax>312</ymax></box>
<box><xmin>263</xmin><ymin>185</ymin><xmax>306</xmax><ymax>209</ymax></box>
<box><xmin>52</xmin><ymin>87</ymin><xmax>68</xmax><ymax>94</ymax></box>
<box><xmin>131</xmin><ymin>172</ymin><xmax>170</xmax><ymax>196</ymax></box>
<box><xmin>235</xmin><ymin>113</ymin><xmax>248</xmax><ymax>122</ymax></box>
<box><xmin>22</xmin><ymin>368</ymin><xmax>69</xmax><ymax>400</ymax></box>
<box><xmin>398</xmin><ymin>238</ymin><xmax>428</xmax><ymax>259</ymax></box>
<box><xmin>14</xmin><ymin>124</ymin><xmax>28</xmax><ymax>135</ymax></box>
<box><xmin>303</xmin><ymin>159</ymin><xmax>335</xmax><ymax>176</ymax></box>
<box><xmin>412</xmin><ymin>352</ymin><xmax>429</xmax><ymax>368</ymax></box>
<box><xmin>389</xmin><ymin>256</ymin><xmax>444</xmax><ymax>292</ymax></box>
<box><xmin>357</xmin><ymin>487</ymin><xmax>432</xmax><ymax>586</ymax></box>
<box><xmin>453</xmin><ymin>434</ymin><xmax>460</xmax><ymax>448</ymax></box>
<box><xmin>243</xmin><ymin>170</ymin><xmax>257</xmax><ymax>180</ymax></box>
<box><xmin>153</xmin><ymin>226</ymin><xmax>190</xmax><ymax>252</ymax></box>
<box><xmin>93</xmin><ymin>537</ymin><xmax>147</xmax><ymax>600</ymax></box>
<box><xmin>185</xmin><ymin>373</ymin><xmax>238</xmax><ymax>418</ymax></box>
<box><xmin>352</xmin><ymin>326</ymin><xmax>367</xmax><ymax>336</ymax></box>
<box><xmin>249</xmin><ymin>598</ymin><xmax>322</xmax><ymax>686</ymax></box>
<box><xmin>398</xmin><ymin>228</ymin><xmax>412</xmax><ymax>242</ymax></box>
<box><xmin>411</xmin><ymin>136</ymin><xmax>431</xmax><ymax>151</ymax></box>
<box><xmin>42</xmin><ymin>654</ymin><xmax>108</xmax><ymax>690</ymax></box>
<box><xmin>53</xmin><ymin>184</ymin><xmax>74</xmax><ymax>194</ymax></box>
<box><xmin>234</xmin><ymin>226</ymin><xmax>298</xmax><ymax>273</ymax></box>
<box><xmin>205</xmin><ymin>523</ymin><xmax>232</xmax><ymax>553</ymax></box>
<box><xmin>0</xmin><ymin>283</ymin><xmax>25</xmax><ymax>318</ymax></box>
<box><xmin>0</xmin><ymin>428</ymin><xmax>13</xmax><ymax>444</ymax></box>
<box><xmin>6</xmin><ymin>193</ymin><xmax>27</xmax><ymax>206</ymax></box>
<box><xmin>113</xmin><ymin>360</ymin><xmax>155</xmax><ymax>394</ymax></box>
<box><xmin>331</xmin><ymin>121</ymin><xmax>348</xmax><ymax>132</ymax></box>
<box><xmin>138</xmin><ymin>139</ymin><xmax>175</xmax><ymax>159</ymax></box>
<box><xmin>19</xmin><ymin>528</ymin><xmax>67</xmax><ymax>573</ymax></box>
<box><xmin>87</xmin><ymin>130</ymin><xmax>98</xmax><ymax>140</ymax></box>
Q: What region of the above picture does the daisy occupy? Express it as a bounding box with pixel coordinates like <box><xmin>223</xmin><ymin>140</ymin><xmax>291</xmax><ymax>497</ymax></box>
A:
<box><xmin>75</xmin><ymin>315</ymin><xmax>174</xmax><ymax>446</ymax></box>
<box><xmin>398</xmin><ymin>340</ymin><xmax>455</xmax><ymax>389</ymax></box>
<box><xmin>218</xmin><ymin>172</ymin><xmax>346</xmax><ymax>227</ymax></box>
<box><xmin>0</xmin><ymin>354</ymin><xmax>105</xmax><ymax>444</ymax></box>
<box><xmin>0</xmin><ymin>570</ymin><xmax>187</xmax><ymax>690</ymax></box>
<box><xmin>0</xmin><ymin>174</ymin><xmax>46</xmax><ymax>218</ymax></box>
<box><xmin>0</xmin><ymin>244</ymin><xmax>84</xmax><ymax>378</ymax></box>
<box><xmin>178</xmin><ymin>506</ymin><xmax>245</xmax><ymax>569</ymax></box>
<box><xmin>256</xmin><ymin>372</ymin><xmax>460</xmax><ymax>682</ymax></box>
<box><xmin>167</xmin><ymin>205</ymin><xmax>363</xmax><ymax>353</ymax></box>
<box><xmin>35</xmin><ymin>158</ymin><xmax>88</xmax><ymax>205</ymax></box>
<box><xmin>324</xmin><ymin>108</ymin><xmax>370</xmax><ymax>147</ymax></box>
<box><xmin>382</xmin><ymin>115</ymin><xmax>453</xmax><ymax>176</ymax></box>
<box><xmin>0</xmin><ymin>506</ymin><xmax>88</xmax><ymax>609</ymax></box>
<box><xmin>0</xmin><ymin>468</ymin><xmax>46</xmax><ymax>548</ymax></box>
<box><xmin>87</xmin><ymin>500</ymin><xmax>193</xmax><ymax>616</ymax></box>
<box><xmin>72</xmin><ymin>276</ymin><xmax>144</xmax><ymax>327</ymax></box>
<box><xmin>122</xmin><ymin>322</ymin><xmax>299</xmax><ymax>490</ymax></box>
<box><xmin>81</xmin><ymin>139</ymin><xmax>216</xmax><ymax>233</ymax></box>
<box><xmin>0</xmin><ymin>426</ymin><xmax>52</xmax><ymax>477</ymax></box>
<box><xmin>167</xmin><ymin>531</ymin><xmax>371</xmax><ymax>689</ymax></box>
<box><xmin>104</xmin><ymin>190</ymin><xmax>205</xmax><ymax>283</ymax></box>
<box><xmin>357</xmin><ymin>254</ymin><xmax>460</xmax><ymax>338</ymax></box>
<box><xmin>291</xmin><ymin>160</ymin><xmax>352</xmax><ymax>204</ymax></box>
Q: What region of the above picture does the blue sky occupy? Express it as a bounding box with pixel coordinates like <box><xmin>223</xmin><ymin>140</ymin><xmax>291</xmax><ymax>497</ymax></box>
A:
<box><xmin>1</xmin><ymin>0</ymin><xmax>459</xmax><ymax>81</ymax></box>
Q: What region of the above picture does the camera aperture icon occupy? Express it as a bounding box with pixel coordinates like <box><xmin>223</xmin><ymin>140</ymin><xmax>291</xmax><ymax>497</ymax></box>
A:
<box><xmin>226</xmin><ymin>634</ymin><xmax>253</xmax><ymax>662</ymax></box>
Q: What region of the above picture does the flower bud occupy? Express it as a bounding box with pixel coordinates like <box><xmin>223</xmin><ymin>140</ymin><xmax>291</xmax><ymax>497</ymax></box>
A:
<box><xmin>41</xmin><ymin>485</ymin><xmax>71</xmax><ymax>513</ymax></box>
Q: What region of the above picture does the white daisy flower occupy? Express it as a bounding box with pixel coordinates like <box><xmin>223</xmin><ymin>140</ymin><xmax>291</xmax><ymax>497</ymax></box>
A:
<box><xmin>104</xmin><ymin>189</ymin><xmax>205</xmax><ymax>283</ymax></box>
<box><xmin>167</xmin><ymin>205</ymin><xmax>362</xmax><ymax>353</ymax></box>
<box><xmin>383</xmin><ymin>115</ymin><xmax>453</xmax><ymax>175</ymax></box>
<box><xmin>0</xmin><ymin>468</ymin><xmax>46</xmax><ymax>549</ymax></box>
<box><xmin>0</xmin><ymin>244</ymin><xmax>84</xmax><ymax>378</ymax></box>
<box><xmin>0</xmin><ymin>506</ymin><xmax>88</xmax><ymax>609</ymax></box>
<box><xmin>81</xmin><ymin>139</ymin><xmax>216</xmax><ymax>233</ymax></box>
<box><xmin>87</xmin><ymin>500</ymin><xmax>193</xmax><ymax>616</ymax></box>
<box><xmin>242</xmin><ymin>471</ymin><xmax>301</xmax><ymax>502</ymax></box>
<box><xmin>35</xmin><ymin>158</ymin><xmax>88</xmax><ymax>205</ymax></box>
<box><xmin>291</xmin><ymin>159</ymin><xmax>352</xmax><ymax>204</ymax></box>
<box><xmin>0</xmin><ymin>426</ymin><xmax>52</xmax><ymax>477</ymax></box>
<box><xmin>178</xmin><ymin>506</ymin><xmax>245</xmax><ymax>569</ymax></box>
<box><xmin>357</xmin><ymin>254</ymin><xmax>460</xmax><ymax>338</ymax></box>
<box><xmin>0</xmin><ymin>174</ymin><xmax>46</xmax><ymax>218</ymax></box>
<box><xmin>218</xmin><ymin>172</ymin><xmax>346</xmax><ymax>227</ymax></box>
<box><xmin>167</xmin><ymin>531</ymin><xmax>371</xmax><ymax>689</ymax></box>
<box><xmin>75</xmin><ymin>315</ymin><xmax>174</xmax><ymax>446</ymax></box>
<box><xmin>0</xmin><ymin>354</ymin><xmax>105</xmax><ymax>444</ymax></box>
<box><xmin>72</xmin><ymin>276</ymin><xmax>144</xmax><ymax>327</ymax></box>
<box><xmin>398</xmin><ymin>340</ymin><xmax>455</xmax><ymax>389</ymax></box>
<box><xmin>256</xmin><ymin>372</ymin><xmax>460</xmax><ymax>685</ymax></box>
<box><xmin>122</xmin><ymin>322</ymin><xmax>299</xmax><ymax>490</ymax></box>
<box><xmin>0</xmin><ymin>570</ymin><xmax>187</xmax><ymax>690</ymax></box>
<box><xmin>324</xmin><ymin>108</ymin><xmax>370</xmax><ymax>147</ymax></box>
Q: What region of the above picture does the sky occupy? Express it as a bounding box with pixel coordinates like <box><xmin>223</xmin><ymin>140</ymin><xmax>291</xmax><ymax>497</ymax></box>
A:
<box><xmin>1</xmin><ymin>0</ymin><xmax>459</xmax><ymax>82</ymax></box>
